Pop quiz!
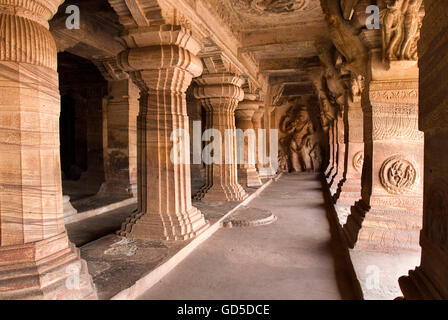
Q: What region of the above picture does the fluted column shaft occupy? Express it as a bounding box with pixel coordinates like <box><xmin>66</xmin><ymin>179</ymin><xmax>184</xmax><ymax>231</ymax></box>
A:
<box><xmin>117</xmin><ymin>25</ymin><xmax>208</xmax><ymax>240</ymax></box>
<box><xmin>325</xmin><ymin>121</ymin><xmax>337</xmax><ymax>180</ymax></box>
<box><xmin>0</xmin><ymin>0</ymin><xmax>96</xmax><ymax>299</ymax></box>
<box><xmin>253</xmin><ymin>105</ymin><xmax>265</xmax><ymax>172</ymax></box>
<box><xmin>235</xmin><ymin>98</ymin><xmax>262</xmax><ymax>187</ymax></box>
<box><xmin>100</xmin><ymin>79</ymin><xmax>139</xmax><ymax>197</ymax></box>
<box><xmin>258</xmin><ymin>106</ymin><xmax>277</xmax><ymax>177</ymax></box>
<box><xmin>187</xmin><ymin>98</ymin><xmax>204</xmax><ymax>180</ymax></box>
<box><xmin>334</xmin><ymin>96</ymin><xmax>364</xmax><ymax>224</ymax></box>
<box><xmin>194</xmin><ymin>73</ymin><xmax>248</xmax><ymax>202</ymax></box>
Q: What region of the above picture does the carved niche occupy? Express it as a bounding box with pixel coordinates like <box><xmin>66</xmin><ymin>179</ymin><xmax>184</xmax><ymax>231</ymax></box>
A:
<box><xmin>380</xmin><ymin>155</ymin><xmax>417</xmax><ymax>195</ymax></box>
<box><xmin>279</xmin><ymin>99</ymin><xmax>323</xmax><ymax>172</ymax></box>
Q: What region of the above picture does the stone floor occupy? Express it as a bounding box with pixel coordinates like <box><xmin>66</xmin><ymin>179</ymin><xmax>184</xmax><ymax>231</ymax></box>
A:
<box><xmin>137</xmin><ymin>173</ymin><xmax>361</xmax><ymax>300</ymax></box>
<box><xmin>66</xmin><ymin>173</ymin><xmax>417</xmax><ymax>300</ymax></box>
<box><xmin>66</xmin><ymin>180</ymin><xmax>264</xmax><ymax>299</ymax></box>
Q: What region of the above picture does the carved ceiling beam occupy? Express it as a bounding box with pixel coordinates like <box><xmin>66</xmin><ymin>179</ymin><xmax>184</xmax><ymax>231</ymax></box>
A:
<box><xmin>241</xmin><ymin>25</ymin><xmax>329</xmax><ymax>49</ymax></box>
<box><xmin>93</xmin><ymin>58</ymin><xmax>129</xmax><ymax>82</ymax></box>
<box><xmin>50</xmin><ymin>14</ymin><xmax>126</xmax><ymax>59</ymax></box>
<box><xmin>259</xmin><ymin>57</ymin><xmax>321</xmax><ymax>73</ymax></box>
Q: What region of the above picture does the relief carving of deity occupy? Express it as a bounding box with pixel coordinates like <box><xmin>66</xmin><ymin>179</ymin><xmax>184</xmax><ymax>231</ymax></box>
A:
<box><xmin>379</xmin><ymin>0</ymin><xmax>423</xmax><ymax>62</ymax></box>
<box><xmin>280</xmin><ymin>101</ymin><xmax>322</xmax><ymax>172</ymax></box>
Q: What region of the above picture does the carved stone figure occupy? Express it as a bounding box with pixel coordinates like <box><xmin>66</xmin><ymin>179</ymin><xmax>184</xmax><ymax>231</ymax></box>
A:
<box><xmin>310</xmin><ymin>142</ymin><xmax>323</xmax><ymax>172</ymax></box>
<box><xmin>379</xmin><ymin>0</ymin><xmax>423</xmax><ymax>62</ymax></box>
<box><xmin>280</xmin><ymin>102</ymin><xmax>322</xmax><ymax>172</ymax></box>
<box><xmin>380</xmin><ymin>0</ymin><xmax>404</xmax><ymax>61</ymax></box>
<box><xmin>349</xmin><ymin>74</ymin><xmax>364</xmax><ymax>101</ymax></box>
<box><xmin>278</xmin><ymin>150</ymin><xmax>289</xmax><ymax>172</ymax></box>
<box><xmin>400</xmin><ymin>0</ymin><xmax>423</xmax><ymax>60</ymax></box>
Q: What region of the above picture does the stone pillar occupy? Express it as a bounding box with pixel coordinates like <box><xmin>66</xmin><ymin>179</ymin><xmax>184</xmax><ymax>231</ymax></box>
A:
<box><xmin>344</xmin><ymin>52</ymin><xmax>424</xmax><ymax>251</ymax></box>
<box><xmin>0</xmin><ymin>0</ymin><xmax>96</xmax><ymax>299</ymax></box>
<box><xmin>187</xmin><ymin>97</ymin><xmax>204</xmax><ymax>181</ymax></box>
<box><xmin>334</xmin><ymin>93</ymin><xmax>364</xmax><ymax>224</ymax></box>
<box><xmin>72</xmin><ymin>93</ymin><xmax>88</xmax><ymax>173</ymax></box>
<box><xmin>330</xmin><ymin>109</ymin><xmax>346</xmax><ymax>195</ymax></box>
<box><xmin>399</xmin><ymin>0</ymin><xmax>448</xmax><ymax>299</ymax></box>
<box><xmin>252</xmin><ymin>105</ymin><xmax>265</xmax><ymax>173</ymax></box>
<box><xmin>325</xmin><ymin>121</ymin><xmax>337</xmax><ymax>181</ymax></box>
<box><xmin>235</xmin><ymin>95</ymin><xmax>262</xmax><ymax>187</ymax></box>
<box><xmin>117</xmin><ymin>25</ymin><xmax>208</xmax><ymax>240</ymax></box>
<box><xmin>194</xmin><ymin>73</ymin><xmax>248</xmax><ymax>202</ymax></box>
<box><xmin>99</xmin><ymin>79</ymin><xmax>138</xmax><ymax>197</ymax></box>
<box><xmin>85</xmin><ymin>90</ymin><xmax>105</xmax><ymax>180</ymax></box>
<box><xmin>258</xmin><ymin>106</ymin><xmax>277</xmax><ymax>177</ymax></box>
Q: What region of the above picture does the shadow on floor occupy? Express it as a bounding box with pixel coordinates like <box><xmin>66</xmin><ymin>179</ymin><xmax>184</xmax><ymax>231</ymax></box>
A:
<box><xmin>320</xmin><ymin>174</ymin><xmax>364</xmax><ymax>300</ymax></box>
<box><xmin>66</xmin><ymin>203</ymin><xmax>137</xmax><ymax>247</ymax></box>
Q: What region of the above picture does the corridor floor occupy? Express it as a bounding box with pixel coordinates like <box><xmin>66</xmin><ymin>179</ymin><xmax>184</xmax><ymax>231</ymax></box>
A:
<box><xmin>138</xmin><ymin>173</ymin><xmax>360</xmax><ymax>300</ymax></box>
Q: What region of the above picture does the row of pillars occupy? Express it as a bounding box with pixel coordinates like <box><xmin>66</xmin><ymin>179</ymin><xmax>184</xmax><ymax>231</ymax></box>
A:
<box><xmin>0</xmin><ymin>0</ymin><xmax>276</xmax><ymax>299</ymax></box>
<box><xmin>325</xmin><ymin>0</ymin><xmax>448</xmax><ymax>299</ymax></box>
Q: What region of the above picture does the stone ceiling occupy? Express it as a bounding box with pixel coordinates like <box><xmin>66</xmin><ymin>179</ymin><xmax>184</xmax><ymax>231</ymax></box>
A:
<box><xmin>213</xmin><ymin>0</ymin><xmax>326</xmax><ymax>33</ymax></box>
<box><xmin>202</xmin><ymin>0</ymin><xmax>329</xmax><ymax>98</ymax></box>
<box><xmin>51</xmin><ymin>0</ymin><xmax>332</xmax><ymax>98</ymax></box>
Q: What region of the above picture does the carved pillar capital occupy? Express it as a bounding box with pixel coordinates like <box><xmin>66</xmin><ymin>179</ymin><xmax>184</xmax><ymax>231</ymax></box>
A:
<box><xmin>0</xmin><ymin>0</ymin><xmax>64</xmax><ymax>70</ymax></box>
<box><xmin>0</xmin><ymin>0</ymin><xmax>63</xmax><ymax>26</ymax></box>
<box><xmin>117</xmin><ymin>25</ymin><xmax>203</xmax><ymax>92</ymax></box>
<box><xmin>194</xmin><ymin>73</ymin><xmax>245</xmax><ymax>113</ymax></box>
<box><xmin>235</xmin><ymin>100</ymin><xmax>259</xmax><ymax>122</ymax></box>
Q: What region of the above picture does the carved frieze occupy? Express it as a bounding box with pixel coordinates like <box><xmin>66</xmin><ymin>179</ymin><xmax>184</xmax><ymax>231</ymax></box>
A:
<box><xmin>368</xmin><ymin>81</ymin><xmax>423</xmax><ymax>142</ymax></box>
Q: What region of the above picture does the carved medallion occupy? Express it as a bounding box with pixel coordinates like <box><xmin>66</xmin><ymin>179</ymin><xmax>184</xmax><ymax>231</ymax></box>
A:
<box><xmin>353</xmin><ymin>151</ymin><xmax>364</xmax><ymax>173</ymax></box>
<box><xmin>380</xmin><ymin>156</ymin><xmax>417</xmax><ymax>195</ymax></box>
